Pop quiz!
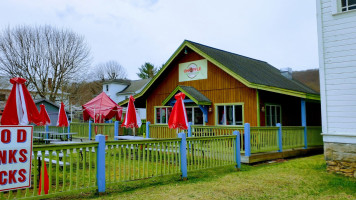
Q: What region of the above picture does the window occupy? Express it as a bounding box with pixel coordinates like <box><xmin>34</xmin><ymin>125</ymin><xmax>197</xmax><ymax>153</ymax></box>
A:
<box><xmin>155</xmin><ymin>107</ymin><xmax>172</xmax><ymax>124</ymax></box>
<box><xmin>106</xmin><ymin>85</ymin><xmax>109</xmax><ymax>91</ymax></box>
<box><xmin>0</xmin><ymin>94</ymin><xmax>5</xmax><ymax>101</ymax></box>
<box><xmin>216</xmin><ymin>104</ymin><xmax>243</xmax><ymax>126</ymax></box>
<box><xmin>265</xmin><ymin>105</ymin><xmax>281</xmax><ymax>126</ymax></box>
<box><xmin>186</xmin><ymin>107</ymin><xmax>204</xmax><ymax>125</ymax></box>
<box><xmin>341</xmin><ymin>0</ymin><xmax>356</xmax><ymax>12</ymax></box>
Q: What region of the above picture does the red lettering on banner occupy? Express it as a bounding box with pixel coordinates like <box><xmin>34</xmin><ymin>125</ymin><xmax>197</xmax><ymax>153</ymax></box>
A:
<box><xmin>0</xmin><ymin>150</ymin><xmax>6</xmax><ymax>165</ymax></box>
<box><xmin>8</xmin><ymin>170</ymin><xmax>17</xmax><ymax>184</ymax></box>
<box><xmin>19</xmin><ymin>149</ymin><xmax>28</xmax><ymax>163</ymax></box>
<box><xmin>18</xmin><ymin>169</ymin><xmax>27</xmax><ymax>183</ymax></box>
<box><xmin>17</xmin><ymin>129</ymin><xmax>27</xmax><ymax>143</ymax></box>
<box><xmin>0</xmin><ymin>171</ymin><xmax>7</xmax><ymax>185</ymax></box>
<box><xmin>8</xmin><ymin>150</ymin><xmax>17</xmax><ymax>164</ymax></box>
<box><xmin>1</xmin><ymin>129</ymin><xmax>11</xmax><ymax>144</ymax></box>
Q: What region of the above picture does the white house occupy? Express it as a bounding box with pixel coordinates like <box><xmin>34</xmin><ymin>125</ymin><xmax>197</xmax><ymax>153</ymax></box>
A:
<box><xmin>316</xmin><ymin>0</ymin><xmax>356</xmax><ymax>177</ymax></box>
<box><xmin>102</xmin><ymin>78</ymin><xmax>151</xmax><ymax>120</ymax></box>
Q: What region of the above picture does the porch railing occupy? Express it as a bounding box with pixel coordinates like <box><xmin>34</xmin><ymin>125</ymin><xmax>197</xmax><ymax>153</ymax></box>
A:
<box><xmin>250</xmin><ymin>127</ymin><xmax>279</xmax><ymax>153</ymax></box>
<box><xmin>307</xmin><ymin>126</ymin><xmax>323</xmax><ymax>146</ymax></box>
<box><xmin>146</xmin><ymin>122</ymin><xmax>323</xmax><ymax>155</ymax></box>
<box><xmin>282</xmin><ymin>126</ymin><xmax>305</xmax><ymax>150</ymax></box>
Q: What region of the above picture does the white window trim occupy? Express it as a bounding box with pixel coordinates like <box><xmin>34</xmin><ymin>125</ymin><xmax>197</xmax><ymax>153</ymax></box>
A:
<box><xmin>214</xmin><ymin>103</ymin><xmax>244</xmax><ymax>126</ymax></box>
<box><xmin>185</xmin><ymin>106</ymin><xmax>204</xmax><ymax>125</ymax></box>
<box><xmin>332</xmin><ymin>0</ymin><xmax>356</xmax><ymax>15</ymax></box>
<box><xmin>265</xmin><ymin>104</ymin><xmax>282</xmax><ymax>127</ymax></box>
<box><xmin>154</xmin><ymin>106</ymin><xmax>172</xmax><ymax>124</ymax></box>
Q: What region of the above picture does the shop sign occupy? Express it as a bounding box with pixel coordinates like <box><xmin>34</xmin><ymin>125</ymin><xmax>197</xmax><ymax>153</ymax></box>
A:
<box><xmin>179</xmin><ymin>59</ymin><xmax>207</xmax><ymax>82</ymax></box>
<box><xmin>0</xmin><ymin>126</ymin><xmax>33</xmax><ymax>192</ymax></box>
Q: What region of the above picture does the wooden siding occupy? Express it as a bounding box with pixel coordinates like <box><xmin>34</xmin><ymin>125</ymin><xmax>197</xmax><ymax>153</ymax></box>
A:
<box><xmin>146</xmin><ymin>50</ymin><xmax>257</xmax><ymax>126</ymax></box>
<box><xmin>318</xmin><ymin>0</ymin><xmax>356</xmax><ymax>134</ymax></box>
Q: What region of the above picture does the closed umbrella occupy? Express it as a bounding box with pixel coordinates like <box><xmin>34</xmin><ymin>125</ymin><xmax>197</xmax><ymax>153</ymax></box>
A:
<box><xmin>168</xmin><ymin>92</ymin><xmax>188</xmax><ymax>132</ymax></box>
<box><xmin>1</xmin><ymin>77</ymin><xmax>41</xmax><ymax>125</ymax></box>
<box><xmin>57</xmin><ymin>102</ymin><xmax>68</xmax><ymax>136</ymax></box>
<box><xmin>38</xmin><ymin>104</ymin><xmax>51</xmax><ymax>126</ymax></box>
<box><xmin>121</xmin><ymin>95</ymin><xmax>139</xmax><ymax>136</ymax></box>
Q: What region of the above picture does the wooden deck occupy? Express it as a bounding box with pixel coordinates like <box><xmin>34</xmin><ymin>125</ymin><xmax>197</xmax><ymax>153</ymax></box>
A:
<box><xmin>241</xmin><ymin>146</ymin><xmax>323</xmax><ymax>164</ymax></box>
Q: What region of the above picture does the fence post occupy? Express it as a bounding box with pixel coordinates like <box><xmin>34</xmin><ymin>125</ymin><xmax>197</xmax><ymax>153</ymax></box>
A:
<box><xmin>96</xmin><ymin>134</ymin><xmax>106</xmax><ymax>192</ymax></box>
<box><xmin>114</xmin><ymin>121</ymin><xmax>119</xmax><ymax>140</ymax></box>
<box><xmin>244</xmin><ymin>123</ymin><xmax>251</xmax><ymax>156</ymax></box>
<box><xmin>146</xmin><ymin>121</ymin><xmax>150</xmax><ymax>138</ymax></box>
<box><xmin>233</xmin><ymin>131</ymin><xmax>241</xmax><ymax>169</ymax></box>
<box><xmin>45</xmin><ymin>125</ymin><xmax>49</xmax><ymax>139</ymax></box>
<box><xmin>88</xmin><ymin>121</ymin><xmax>92</xmax><ymax>140</ymax></box>
<box><xmin>301</xmin><ymin>99</ymin><xmax>308</xmax><ymax>149</ymax></box>
<box><xmin>178</xmin><ymin>132</ymin><xmax>188</xmax><ymax>180</ymax></box>
<box><xmin>188</xmin><ymin>122</ymin><xmax>192</xmax><ymax>137</ymax></box>
<box><xmin>276</xmin><ymin>123</ymin><xmax>282</xmax><ymax>152</ymax></box>
<box><xmin>67</xmin><ymin>121</ymin><xmax>71</xmax><ymax>140</ymax></box>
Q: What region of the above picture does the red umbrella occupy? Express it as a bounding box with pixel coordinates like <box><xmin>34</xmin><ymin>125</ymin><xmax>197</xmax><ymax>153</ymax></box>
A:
<box><xmin>168</xmin><ymin>92</ymin><xmax>188</xmax><ymax>130</ymax></box>
<box><xmin>121</xmin><ymin>95</ymin><xmax>138</xmax><ymax>136</ymax></box>
<box><xmin>38</xmin><ymin>104</ymin><xmax>51</xmax><ymax>126</ymax></box>
<box><xmin>57</xmin><ymin>102</ymin><xmax>68</xmax><ymax>127</ymax></box>
<box><xmin>1</xmin><ymin>77</ymin><xmax>41</xmax><ymax>125</ymax></box>
<box><xmin>38</xmin><ymin>161</ymin><xmax>49</xmax><ymax>195</ymax></box>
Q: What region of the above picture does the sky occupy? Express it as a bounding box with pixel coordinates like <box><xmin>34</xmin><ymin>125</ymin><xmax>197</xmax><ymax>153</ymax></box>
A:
<box><xmin>0</xmin><ymin>0</ymin><xmax>319</xmax><ymax>80</ymax></box>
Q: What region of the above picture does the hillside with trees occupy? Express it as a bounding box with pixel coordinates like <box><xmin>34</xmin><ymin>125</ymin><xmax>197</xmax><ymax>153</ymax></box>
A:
<box><xmin>292</xmin><ymin>69</ymin><xmax>320</xmax><ymax>93</ymax></box>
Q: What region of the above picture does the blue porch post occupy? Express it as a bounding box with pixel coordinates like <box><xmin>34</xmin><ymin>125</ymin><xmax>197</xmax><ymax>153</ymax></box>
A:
<box><xmin>233</xmin><ymin>131</ymin><xmax>241</xmax><ymax>169</ymax></box>
<box><xmin>276</xmin><ymin>123</ymin><xmax>283</xmax><ymax>152</ymax></box>
<box><xmin>178</xmin><ymin>132</ymin><xmax>188</xmax><ymax>180</ymax></box>
<box><xmin>244</xmin><ymin>123</ymin><xmax>251</xmax><ymax>156</ymax></box>
<box><xmin>114</xmin><ymin>121</ymin><xmax>119</xmax><ymax>140</ymax></box>
<box><xmin>95</xmin><ymin>134</ymin><xmax>106</xmax><ymax>192</ymax></box>
<box><xmin>188</xmin><ymin>122</ymin><xmax>192</xmax><ymax>137</ymax></box>
<box><xmin>88</xmin><ymin>120</ymin><xmax>93</xmax><ymax>140</ymax></box>
<box><xmin>45</xmin><ymin>125</ymin><xmax>49</xmax><ymax>139</ymax></box>
<box><xmin>301</xmin><ymin>99</ymin><xmax>307</xmax><ymax>149</ymax></box>
<box><xmin>67</xmin><ymin>121</ymin><xmax>71</xmax><ymax>140</ymax></box>
<box><xmin>146</xmin><ymin>121</ymin><xmax>150</xmax><ymax>138</ymax></box>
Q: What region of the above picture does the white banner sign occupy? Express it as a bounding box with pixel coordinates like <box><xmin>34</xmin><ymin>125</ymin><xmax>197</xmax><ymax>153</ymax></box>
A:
<box><xmin>0</xmin><ymin>126</ymin><xmax>33</xmax><ymax>192</ymax></box>
<box><xmin>179</xmin><ymin>59</ymin><xmax>208</xmax><ymax>82</ymax></box>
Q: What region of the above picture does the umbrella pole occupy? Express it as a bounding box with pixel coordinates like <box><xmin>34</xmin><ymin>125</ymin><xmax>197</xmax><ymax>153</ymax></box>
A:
<box><xmin>133</xmin><ymin>127</ymin><xmax>135</xmax><ymax>137</ymax></box>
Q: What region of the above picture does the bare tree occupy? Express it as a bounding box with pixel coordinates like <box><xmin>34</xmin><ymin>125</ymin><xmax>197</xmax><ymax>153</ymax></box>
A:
<box><xmin>0</xmin><ymin>25</ymin><xmax>91</xmax><ymax>102</ymax></box>
<box><xmin>93</xmin><ymin>60</ymin><xmax>127</xmax><ymax>81</ymax></box>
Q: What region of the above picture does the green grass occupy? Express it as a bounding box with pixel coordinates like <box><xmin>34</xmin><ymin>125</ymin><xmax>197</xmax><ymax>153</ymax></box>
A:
<box><xmin>61</xmin><ymin>155</ymin><xmax>356</xmax><ymax>200</ymax></box>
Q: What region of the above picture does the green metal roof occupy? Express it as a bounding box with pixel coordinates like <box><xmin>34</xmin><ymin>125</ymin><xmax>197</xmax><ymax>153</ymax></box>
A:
<box><xmin>162</xmin><ymin>85</ymin><xmax>212</xmax><ymax>106</ymax></box>
<box><xmin>187</xmin><ymin>40</ymin><xmax>318</xmax><ymax>95</ymax></box>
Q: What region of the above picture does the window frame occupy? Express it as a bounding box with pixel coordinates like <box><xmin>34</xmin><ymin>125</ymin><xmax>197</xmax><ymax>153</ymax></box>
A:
<box><xmin>341</xmin><ymin>0</ymin><xmax>356</xmax><ymax>12</ymax></box>
<box><xmin>214</xmin><ymin>103</ymin><xmax>244</xmax><ymax>126</ymax></box>
<box><xmin>264</xmin><ymin>104</ymin><xmax>282</xmax><ymax>127</ymax></box>
<box><xmin>154</xmin><ymin>106</ymin><xmax>172</xmax><ymax>124</ymax></box>
<box><xmin>332</xmin><ymin>0</ymin><xmax>356</xmax><ymax>14</ymax></box>
<box><xmin>185</xmin><ymin>106</ymin><xmax>204</xmax><ymax>125</ymax></box>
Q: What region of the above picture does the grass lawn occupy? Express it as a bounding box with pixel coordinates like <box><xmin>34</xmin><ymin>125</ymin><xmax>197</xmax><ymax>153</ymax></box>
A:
<box><xmin>64</xmin><ymin>154</ymin><xmax>355</xmax><ymax>200</ymax></box>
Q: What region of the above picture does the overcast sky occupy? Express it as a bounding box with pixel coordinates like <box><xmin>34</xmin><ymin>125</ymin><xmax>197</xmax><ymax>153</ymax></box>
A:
<box><xmin>1</xmin><ymin>0</ymin><xmax>319</xmax><ymax>80</ymax></box>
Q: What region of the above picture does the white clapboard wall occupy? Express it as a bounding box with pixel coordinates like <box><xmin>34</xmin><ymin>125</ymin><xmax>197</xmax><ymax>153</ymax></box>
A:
<box><xmin>317</xmin><ymin>0</ymin><xmax>356</xmax><ymax>143</ymax></box>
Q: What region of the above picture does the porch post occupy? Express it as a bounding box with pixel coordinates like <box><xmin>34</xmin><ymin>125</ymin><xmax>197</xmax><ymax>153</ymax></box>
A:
<box><xmin>146</xmin><ymin>121</ymin><xmax>150</xmax><ymax>138</ymax></box>
<box><xmin>188</xmin><ymin>122</ymin><xmax>192</xmax><ymax>137</ymax></box>
<box><xmin>45</xmin><ymin>125</ymin><xmax>49</xmax><ymax>139</ymax></box>
<box><xmin>88</xmin><ymin>120</ymin><xmax>93</xmax><ymax>140</ymax></box>
<box><xmin>244</xmin><ymin>123</ymin><xmax>251</xmax><ymax>156</ymax></box>
<box><xmin>301</xmin><ymin>99</ymin><xmax>307</xmax><ymax>149</ymax></box>
<box><xmin>276</xmin><ymin>123</ymin><xmax>282</xmax><ymax>152</ymax></box>
<box><xmin>114</xmin><ymin>121</ymin><xmax>119</xmax><ymax>140</ymax></box>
